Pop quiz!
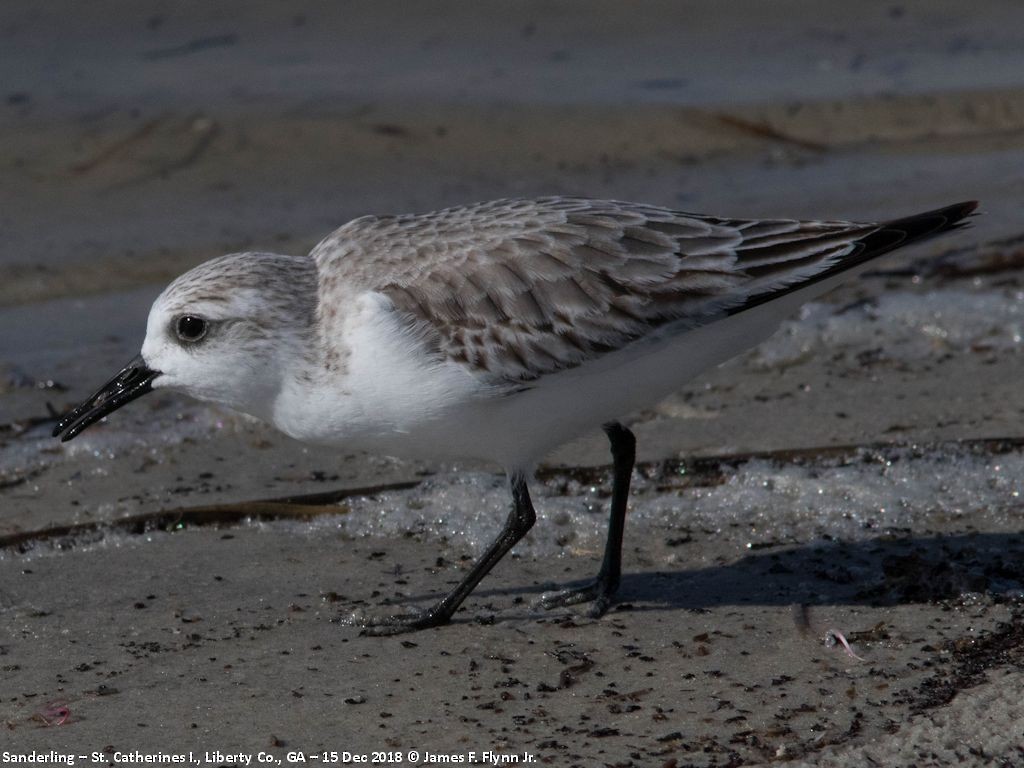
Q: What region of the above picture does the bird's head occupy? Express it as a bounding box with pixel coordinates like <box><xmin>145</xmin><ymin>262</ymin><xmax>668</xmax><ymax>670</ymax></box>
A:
<box><xmin>53</xmin><ymin>252</ymin><xmax>319</xmax><ymax>441</ymax></box>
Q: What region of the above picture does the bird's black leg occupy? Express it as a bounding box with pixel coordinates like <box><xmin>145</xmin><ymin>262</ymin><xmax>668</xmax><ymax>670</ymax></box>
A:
<box><xmin>540</xmin><ymin>421</ymin><xmax>635</xmax><ymax>617</ymax></box>
<box><xmin>359</xmin><ymin>472</ymin><xmax>537</xmax><ymax>635</ymax></box>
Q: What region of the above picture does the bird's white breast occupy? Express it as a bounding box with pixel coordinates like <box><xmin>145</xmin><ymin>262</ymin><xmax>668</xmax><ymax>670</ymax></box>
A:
<box><xmin>271</xmin><ymin>292</ymin><xmax>490</xmax><ymax>457</ymax></box>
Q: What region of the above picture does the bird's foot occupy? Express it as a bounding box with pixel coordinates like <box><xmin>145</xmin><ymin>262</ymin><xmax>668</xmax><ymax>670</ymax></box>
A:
<box><xmin>354</xmin><ymin>606</ymin><xmax>450</xmax><ymax>636</ymax></box>
<box><xmin>538</xmin><ymin>577</ymin><xmax>617</xmax><ymax>618</ymax></box>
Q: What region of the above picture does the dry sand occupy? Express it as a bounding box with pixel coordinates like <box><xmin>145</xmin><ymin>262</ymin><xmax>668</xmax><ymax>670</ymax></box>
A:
<box><xmin>3</xmin><ymin>2</ymin><xmax>1024</xmax><ymax>765</ymax></box>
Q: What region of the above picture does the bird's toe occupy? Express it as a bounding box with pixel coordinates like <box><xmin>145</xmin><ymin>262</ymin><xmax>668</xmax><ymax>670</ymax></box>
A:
<box><xmin>354</xmin><ymin>606</ymin><xmax>450</xmax><ymax>635</ymax></box>
<box><xmin>537</xmin><ymin>579</ymin><xmax>616</xmax><ymax>616</ymax></box>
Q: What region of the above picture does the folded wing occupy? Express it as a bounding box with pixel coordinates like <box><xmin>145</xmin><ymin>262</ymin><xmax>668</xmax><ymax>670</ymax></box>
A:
<box><xmin>311</xmin><ymin>197</ymin><xmax>975</xmax><ymax>387</ymax></box>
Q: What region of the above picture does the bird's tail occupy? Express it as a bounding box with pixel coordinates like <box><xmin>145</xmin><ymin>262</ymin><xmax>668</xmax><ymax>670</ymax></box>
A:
<box><xmin>735</xmin><ymin>200</ymin><xmax>978</xmax><ymax>314</ymax></box>
<box><xmin>856</xmin><ymin>200</ymin><xmax>979</xmax><ymax>263</ymax></box>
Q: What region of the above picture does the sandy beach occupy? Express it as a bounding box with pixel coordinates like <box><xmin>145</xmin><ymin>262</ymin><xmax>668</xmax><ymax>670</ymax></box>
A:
<box><xmin>3</xmin><ymin>2</ymin><xmax>1024</xmax><ymax>765</ymax></box>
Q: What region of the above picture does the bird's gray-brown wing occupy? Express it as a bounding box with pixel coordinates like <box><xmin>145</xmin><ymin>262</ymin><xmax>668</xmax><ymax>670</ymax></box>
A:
<box><xmin>310</xmin><ymin>197</ymin><xmax>972</xmax><ymax>388</ymax></box>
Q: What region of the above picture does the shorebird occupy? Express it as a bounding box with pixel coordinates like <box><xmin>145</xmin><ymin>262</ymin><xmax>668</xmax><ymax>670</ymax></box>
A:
<box><xmin>53</xmin><ymin>196</ymin><xmax>976</xmax><ymax>632</ymax></box>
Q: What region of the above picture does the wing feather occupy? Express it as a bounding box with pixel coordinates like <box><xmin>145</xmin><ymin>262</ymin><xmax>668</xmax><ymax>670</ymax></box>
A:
<box><xmin>309</xmin><ymin>196</ymin><xmax>969</xmax><ymax>387</ymax></box>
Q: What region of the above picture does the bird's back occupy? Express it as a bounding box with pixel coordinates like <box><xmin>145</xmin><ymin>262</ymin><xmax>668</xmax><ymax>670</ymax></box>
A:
<box><xmin>308</xmin><ymin>197</ymin><xmax>973</xmax><ymax>392</ymax></box>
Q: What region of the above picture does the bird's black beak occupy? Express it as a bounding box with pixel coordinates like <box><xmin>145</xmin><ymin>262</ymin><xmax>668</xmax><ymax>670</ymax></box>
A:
<box><xmin>52</xmin><ymin>355</ymin><xmax>160</xmax><ymax>442</ymax></box>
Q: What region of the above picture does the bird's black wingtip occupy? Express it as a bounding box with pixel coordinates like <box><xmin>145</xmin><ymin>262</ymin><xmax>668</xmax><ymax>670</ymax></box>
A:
<box><xmin>942</xmin><ymin>200</ymin><xmax>980</xmax><ymax>224</ymax></box>
<box><xmin>863</xmin><ymin>199</ymin><xmax>980</xmax><ymax>257</ymax></box>
<box><xmin>729</xmin><ymin>199</ymin><xmax>982</xmax><ymax>317</ymax></box>
<box><xmin>886</xmin><ymin>199</ymin><xmax>978</xmax><ymax>229</ymax></box>
<box><xmin>945</xmin><ymin>200</ymin><xmax>979</xmax><ymax>217</ymax></box>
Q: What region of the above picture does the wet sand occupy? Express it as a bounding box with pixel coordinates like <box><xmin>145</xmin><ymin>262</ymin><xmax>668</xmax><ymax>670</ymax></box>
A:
<box><xmin>3</xmin><ymin>2</ymin><xmax>1024</xmax><ymax>765</ymax></box>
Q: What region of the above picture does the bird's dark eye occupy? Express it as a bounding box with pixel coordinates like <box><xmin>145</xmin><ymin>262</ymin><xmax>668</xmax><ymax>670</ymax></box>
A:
<box><xmin>175</xmin><ymin>315</ymin><xmax>208</xmax><ymax>343</ymax></box>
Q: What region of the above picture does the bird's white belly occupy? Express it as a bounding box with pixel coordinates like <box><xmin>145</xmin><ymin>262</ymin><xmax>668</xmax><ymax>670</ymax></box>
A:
<box><xmin>273</xmin><ymin>273</ymin><xmax>852</xmax><ymax>470</ymax></box>
<box><xmin>272</xmin><ymin>292</ymin><xmax>489</xmax><ymax>457</ymax></box>
<box><xmin>469</xmin><ymin>268</ymin><xmax>865</xmax><ymax>468</ymax></box>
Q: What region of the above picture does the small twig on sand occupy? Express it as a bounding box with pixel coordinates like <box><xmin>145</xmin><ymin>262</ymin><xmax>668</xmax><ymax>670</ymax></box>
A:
<box><xmin>70</xmin><ymin>117</ymin><xmax>164</xmax><ymax>176</ymax></box>
<box><xmin>0</xmin><ymin>479</ymin><xmax>421</xmax><ymax>552</ymax></box>
<box><xmin>104</xmin><ymin>116</ymin><xmax>220</xmax><ymax>191</ymax></box>
<box><xmin>715</xmin><ymin>112</ymin><xmax>828</xmax><ymax>153</ymax></box>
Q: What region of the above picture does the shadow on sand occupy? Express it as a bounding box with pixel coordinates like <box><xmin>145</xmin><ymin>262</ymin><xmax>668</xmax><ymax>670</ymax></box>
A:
<box><xmin>397</xmin><ymin>531</ymin><xmax>1024</xmax><ymax>614</ymax></box>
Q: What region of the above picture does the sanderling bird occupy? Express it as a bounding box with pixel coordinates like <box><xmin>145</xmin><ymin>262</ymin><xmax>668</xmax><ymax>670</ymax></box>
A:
<box><xmin>53</xmin><ymin>196</ymin><xmax>976</xmax><ymax>633</ymax></box>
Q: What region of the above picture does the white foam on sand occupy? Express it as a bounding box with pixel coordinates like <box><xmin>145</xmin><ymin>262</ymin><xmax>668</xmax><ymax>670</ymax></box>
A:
<box><xmin>280</xmin><ymin>445</ymin><xmax>1024</xmax><ymax>558</ymax></box>
<box><xmin>7</xmin><ymin>441</ymin><xmax>1024</xmax><ymax>581</ymax></box>
<box><xmin>751</xmin><ymin>287</ymin><xmax>1024</xmax><ymax>370</ymax></box>
<box><xmin>0</xmin><ymin>401</ymin><xmax>245</xmax><ymax>503</ymax></box>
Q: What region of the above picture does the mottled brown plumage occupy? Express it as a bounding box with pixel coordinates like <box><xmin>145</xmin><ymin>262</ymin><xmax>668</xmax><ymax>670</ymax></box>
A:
<box><xmin>310</xmin><ymin>196</ymin><xmax>960</xmax><ymax>386</ymax></box>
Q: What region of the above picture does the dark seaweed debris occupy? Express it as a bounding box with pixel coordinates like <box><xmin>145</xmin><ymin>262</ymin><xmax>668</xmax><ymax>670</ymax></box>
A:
<box><xmin>908</xmin><ymin>613</ymin><xmax>1024</xmax><ymax>713</ymax></box>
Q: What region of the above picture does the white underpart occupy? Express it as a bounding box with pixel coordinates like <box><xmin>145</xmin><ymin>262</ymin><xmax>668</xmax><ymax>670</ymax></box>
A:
<box><xmin>463</xmin><ymin>273</ymin><xmax>848</xmax><ymax>469</ymax></box>
<box><xmin>272</xmin><ymin>271</ymin><xmax>857</xmax><ymax>471</ymax></box>
<box><xmin>273</xmin><ymin>292</ymin><xmax>487</xmax><ymax>454</ymax></box>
